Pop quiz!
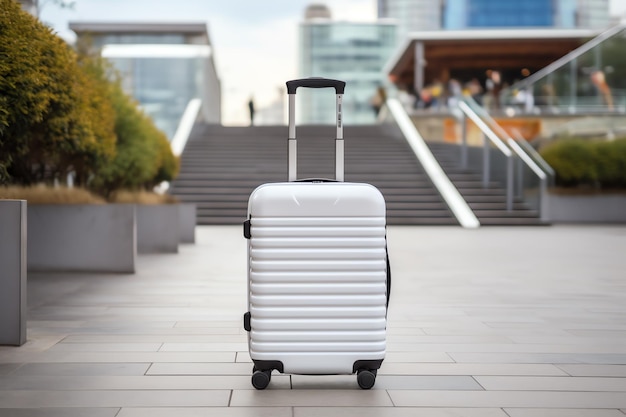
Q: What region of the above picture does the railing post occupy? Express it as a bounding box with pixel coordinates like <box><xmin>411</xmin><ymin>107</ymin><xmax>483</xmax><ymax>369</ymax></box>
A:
<box><xmin>539</xmin><ymin>177</ymin><xmax>548</xmax><ymax>222</ymax></box>
<box><xmin>516</xmin><ymin>155</ymin><xmax>524</xmax><ymax>198</ymax></box>
<box><xmin>482</xmin><ymin>133</ymin><xmax>490</xmax><ymax>188</ymax></box>
<box><xmin>414</xmin><ymin>41</ymin><xmax>425</xmax><ymax>94</ymax></box>
<box><xmin>461</xmin><ymin>114</ymin><xmax>468</xmax><ymax>170</ymax></box>
<box><xmin>569</xmin><ymin>58</ymin><xmax>577</xmax><ymax>113</ymax></box>
<box><xmin>506</xmin><ymin>156</ymin><xmax>514</xmax><ymax>211</ymax></box>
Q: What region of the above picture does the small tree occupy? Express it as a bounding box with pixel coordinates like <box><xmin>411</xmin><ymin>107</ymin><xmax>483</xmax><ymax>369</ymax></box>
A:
<box><xmin>69</xmin><ymin>48</ymin><xmax>117</xmax><ymax>186</ymax></box>
<box><xmin>91</xmin><ymin>76</ymin><xmax>179</xmax><ymax>197</ymax></box>
<box><xmin>1</xmin><ymin>0</ymin><xmax>178</xmax><ymax>194</ymax></box>
<box><xmin>0</xmin><ymin>0</ymin><xmax>56</xmax><ymax>182</ymax></box>
<box><xmin>0</xmin><ymin>0</ymin><xmax>116</xmax><ymax>185</ymax></box>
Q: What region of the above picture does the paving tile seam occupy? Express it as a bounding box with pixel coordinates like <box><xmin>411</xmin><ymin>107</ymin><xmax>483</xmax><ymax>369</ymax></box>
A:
<box><xmin>471</xmin><ymin>376</ymin><xmax>487</xmax><ymax>391</ymax></box>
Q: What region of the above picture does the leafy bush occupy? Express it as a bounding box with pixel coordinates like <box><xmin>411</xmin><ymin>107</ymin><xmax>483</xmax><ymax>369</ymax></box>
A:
<box><xmin>540</xmin><ymin>137</ymin><xmax>626</xmax><ymax>189</ymax></box>
<box><xmin>0</xmin><ymin>1</ymin><xmax>178</xmax><ymax>198</ymax></box>
<box><xmin>540</xmin><ymin>139</ymin><xmax>597</xmax><ymax>186</ymax></box>
<box><xmin>595</xmin><ymin>139</ymin><xmax>626</xmax><ymax>188</ymax></box>
<box><xmin>90</xmin><ymin>78</ymin><xmax>179</xmax><ymax>197</ymax></box>
<box><xmin>0</xmin><ymin>0</ymin><xmax>116</xmax><ymax>185</ymax></box>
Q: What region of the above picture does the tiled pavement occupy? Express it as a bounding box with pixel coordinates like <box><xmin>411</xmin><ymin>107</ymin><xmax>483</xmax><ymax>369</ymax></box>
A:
<box><xmin>1</xmin><ymin>225</ymin><xmax>626</xmax><ymax>416</ymax></box>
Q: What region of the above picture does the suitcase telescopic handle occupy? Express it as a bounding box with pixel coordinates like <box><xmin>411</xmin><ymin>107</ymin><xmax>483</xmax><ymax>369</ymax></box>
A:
<box><xmin>286</xmin><ymin>77</ymin><xmax>345</xmax><ymax>182</ymax></box>
<box><xmin>286</xmin><ymin>78</ymin><xmax>346</xmax><ymax>95</ymax></box>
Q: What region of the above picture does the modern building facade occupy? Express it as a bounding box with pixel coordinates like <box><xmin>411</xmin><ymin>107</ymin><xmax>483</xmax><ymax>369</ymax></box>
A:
<box><xmin>445</xmin><ymin>0</ymin><xmax>555</xmax><ymax>28</ymax></box>
<box><xmin>444</xmin><ymin>0</ymin><xmax>610</xmax><ymax>29</ymax></box>
<box><xmin>69</xmin><ymin>22</ymin><xmax>221</xmax><ymax>140</ymax></box>
<box><xmin>299</xmin><ymin>5</ymin><xmax>397</xmax><ymax>124</ymax></box>
<box><xmin>379</xmin><ymin>0</ymin><xmax>611</xmax><ymax>40</ymax></box>
<box><xmin>378</xmin><ymin>0</ymin><xmax>443</xmax><ymax>38</ymax></box>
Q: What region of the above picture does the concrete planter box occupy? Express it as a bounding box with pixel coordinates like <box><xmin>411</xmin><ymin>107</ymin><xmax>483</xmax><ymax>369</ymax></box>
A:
<box><xmin>136</xmin><ymin>204</ymin><xmax>179</xmax><ymax>253</ymax></box>
<box><xmin>178</xmin><ymin>203</ymin><xmax>196</xmax><ymax>244</ymax></box>
<box><xmin>0</xmin><ymin>200</ymin><xmax>27</xmax><ymax>346</ymax></box>
<box><xmin>546</xmin><ymin>193</ymin><xmax>626</xmax><ymax>223</ymax></box>
<box><xmin>28</xmin><ymin>204</ymin><xmax>136</xmax><ymax>273</ymax></box>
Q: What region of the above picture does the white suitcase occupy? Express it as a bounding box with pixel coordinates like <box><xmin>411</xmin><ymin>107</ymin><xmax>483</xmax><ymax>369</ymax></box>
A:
<box><xmin>243</xmin><ymin>78</ymin><xmax>389</xmax><ymax>390</ymax></box>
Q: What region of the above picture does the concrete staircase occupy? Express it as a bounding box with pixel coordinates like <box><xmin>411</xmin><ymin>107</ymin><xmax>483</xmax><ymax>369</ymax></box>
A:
<box><xmin>169</xmin><ymin>124</ymin><xmax>457</xmax><ymax>225</ymax></box>
<box><xmin>427</xmin><ymin>142</ymin><xmax>546</xmax><ymax>225</ymax></box>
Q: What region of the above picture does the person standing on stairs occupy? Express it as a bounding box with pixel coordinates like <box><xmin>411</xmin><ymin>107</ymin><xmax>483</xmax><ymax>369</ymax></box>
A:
<box><xmin>248</xmin><ymin>97</ymin><xmax>255</xmax><ymax>126</ymax></box>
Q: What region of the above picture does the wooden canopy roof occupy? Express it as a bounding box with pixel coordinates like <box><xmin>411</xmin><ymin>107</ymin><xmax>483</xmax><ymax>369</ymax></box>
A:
<box><xmin>385</xmin><ymin>28</ymin><xmax>600</xmax><ymax>89</ymax></box>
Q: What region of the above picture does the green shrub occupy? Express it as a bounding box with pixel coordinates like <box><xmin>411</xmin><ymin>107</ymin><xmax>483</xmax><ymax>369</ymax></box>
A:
<box><xmin>596</xmin><ymin>138</ymin><xmax>626</xmax><ymax>188</ymax></box>
<box><xmin>152</xmin><ymin>129</ymin><xmax>180</xmax><ymax>187</ymax></box>
<box><xmin>539</xmin><ymin>137</ymin><xmax>626</xmax><ymax>189</ymax></box>
<box><xmin>0</xmin><ymin>3</ymin><xmax>178</xmax><ymax>196</ymax></box>
<box><xmin>91</xmin><ymin>77</ymin><xmax>179</xmax><ymax>197</ymax></box>
<box><xmin>0</xmin><ymin>0</ymin><xmax>116</xmax><ymax>185</ymax></box>
<box><xmin>540</xmin><ymin>139</ymin><xmax>598</xmax><ymax>187</ymax></box>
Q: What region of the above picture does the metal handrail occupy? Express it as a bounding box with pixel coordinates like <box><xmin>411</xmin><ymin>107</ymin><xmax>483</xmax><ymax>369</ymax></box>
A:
<box><xmin>171</xmin><ymin>98</ymin><xmax>202</xmax><ymax>157</ymax></box>
<box><xmin>509</xmin><ymin>128</ymin><xmax>556</xmax><ymax>187</ymax></box>
<box><xmin>385</xmin><ymin>98</ymin><xmax>480</xmax><ymax>228</ymax></box>
<box><xmin>459</xmin><ymin>102</ymin><xmax>512</xmax><ymax>156</ymax></box>
<box><xmin>507</xmin><ymin>139</ymin><xmax>547</xmax><ymax>182</ymax></box>
<box><xmin>464</xmin><ymin>97</ymin><xmax>555</xmax><ymax>182</ymax></box>
<box><xmin>507</xmin><ymin>138</ymin><xmax>549</xmax><ymax>222</ymax></box>
<box><xmin>467</xmin><ymin>97</ymin><xmax>555</xmax><ymax>178</ymax></box>
<box><xmin>460</xmin><ymin>97</ymin><xmax>551</xmax><ymax>220</ymax></box>
<box><xmin>458</xmin><ymin>101</ymin><xmax>514</xmax><ymax>211</ymax></box>
<box><xmin>510</xmin><ymin>22</ymin><xmax>626</xmax><ymax>92</ymax></box>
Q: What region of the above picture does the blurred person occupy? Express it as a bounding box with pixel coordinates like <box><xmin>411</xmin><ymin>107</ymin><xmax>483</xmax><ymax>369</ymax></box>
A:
<box><xmin>397</xmin><ymin>85</ymin><xmax>416</xmax><ymax>112</ymax></box>
<box><xmin>370</xmin><ymin>86</ymin><xmax>387</xmax><ymax>117</ymax></box>
<box><xmin>590</xmin><ymin>70</ymin><xmax>614</xmax><ymax>110</ymax></box>
<box><xmin>512</xmin><ymin>88</ymin><xmax>534</xmax><ymax>113</ymax></box>
<box><xmin>447</xmin><ymin>78</ymin><xmax>462</xmax><ymax>108</ymax></box>
<box><xmin>430</xmin><ymin>79</ymin><xmax>443</xmax><ymax>110</ymax></box>
<box><xmin>466</xmin><ymin>78</ymin><xmax>483</xmax><ymax>105</ymax></box>
<box><xmin>484</xmin><ymin>70</ymin><xmax>501</xmax><ymax>109</ymax></box>
<box><xmin>485</xmin><ymin>70</ymin><xmax>502</xmax><ymax>111</ymax></box>
<box><xmin>248</xmin><ymin>97</ymin><xmax>255</xmax><ymax>126</ymax></box>
<box><xmin>418</xmin><ymin>86</ymin><xmax>433</xmax><ymax>109</ymax></box>
<box><xmin>539</xmin><ymin>84</ymin><xmax>558</xmax><ymax>112</ymax></box>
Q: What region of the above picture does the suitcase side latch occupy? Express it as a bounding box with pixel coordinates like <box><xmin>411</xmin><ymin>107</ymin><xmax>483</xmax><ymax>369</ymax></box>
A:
<box><xmin>243</xmin><ymin>312</ymin><xmax>251</xmax><ymax>332</ymax></box>
<box><xmin>243</xmin><ymin>219</ymin><xmax>251</xmax><ymax>239</ymax></box>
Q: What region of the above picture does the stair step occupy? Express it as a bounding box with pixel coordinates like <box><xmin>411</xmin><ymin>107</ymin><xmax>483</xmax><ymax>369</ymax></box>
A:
<box><xmin>170</xmin><ymin>124</ymin><xmax>454</xmax><ymax>225</ymax></box>
<box><xmin>170</xmin><ymin>124</ymin><xmax>543</xmax><ymax>226</ymax></box>
<box><xmin>427</xmin><ymin>140</ymin><xmax>544</xmax><ymax>225</ymax></box>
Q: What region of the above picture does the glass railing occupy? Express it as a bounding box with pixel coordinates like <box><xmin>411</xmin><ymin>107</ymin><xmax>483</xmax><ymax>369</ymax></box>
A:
<box><xmin>504</xmin><ymin>23</ymin><xmax>626</xmax><ymax>116</ymax></box>
<box><xmin>459</xmin><ymin>97</ymin><xmax>551</xmax><ymax>219</ymax></box>
<box><xmin>458</xmin><ymin>100</ymin><xmax>514</xmax><ymax>211</ymax></box>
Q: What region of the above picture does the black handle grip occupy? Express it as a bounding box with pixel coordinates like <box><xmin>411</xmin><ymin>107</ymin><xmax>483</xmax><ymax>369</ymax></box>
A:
<box><xmin>286</xmin><ymin>77</ymin><xmax>345</xmax><ymax>94</ymax></box>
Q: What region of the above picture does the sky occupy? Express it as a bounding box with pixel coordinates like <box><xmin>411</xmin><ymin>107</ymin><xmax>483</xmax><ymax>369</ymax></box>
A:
<box><xmin>39</xmin><ymin>0</ymin><xmax>377</xmax><ymax>125</ymax></box>
<box><xmin>39</xmin><ymin>0</ymin><xmax>626</xmax><ymax>126</ymax></box>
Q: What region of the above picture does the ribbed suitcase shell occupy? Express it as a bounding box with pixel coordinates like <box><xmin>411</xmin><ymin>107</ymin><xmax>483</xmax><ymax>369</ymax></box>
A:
<box><xmin>246</xmin><ymin>181</ymin><xmax>387</xmax><ymax>375</ymax></box>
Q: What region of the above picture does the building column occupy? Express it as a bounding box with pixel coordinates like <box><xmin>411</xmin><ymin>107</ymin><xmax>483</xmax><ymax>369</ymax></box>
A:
<box><xmin>414</xmin><ymin>41</ymin><xmax>425</xmax><ymax>93</ymax></box>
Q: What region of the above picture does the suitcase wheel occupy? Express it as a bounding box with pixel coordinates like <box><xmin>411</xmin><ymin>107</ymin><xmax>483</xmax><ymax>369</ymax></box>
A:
<box><xmin>356</xmin><ymin>369</ymin><xmax>377</xmax><ymax>390</ymax></box>
<box><xmin>251</xmin><ymin>368</ymin><xmax>272</xmax><ymax>390</ymax></box>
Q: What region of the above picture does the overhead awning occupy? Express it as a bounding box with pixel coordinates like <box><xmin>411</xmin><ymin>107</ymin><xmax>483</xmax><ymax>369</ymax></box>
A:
<box><xmin>385</xmin><ymin>28</ymin><xmax>600</xmax><ymax>91</ymax></box>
